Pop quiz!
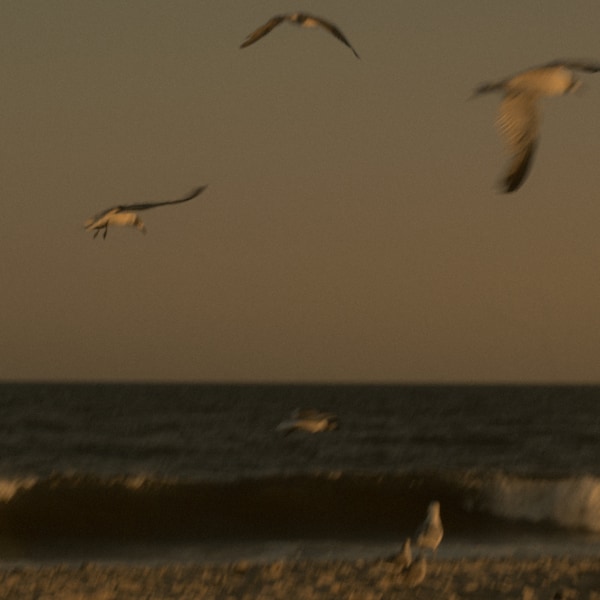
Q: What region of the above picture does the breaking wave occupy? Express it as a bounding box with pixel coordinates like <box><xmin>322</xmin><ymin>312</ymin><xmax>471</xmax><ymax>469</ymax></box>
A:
<box><xmin>0</xmin><ymin>470</ymin><xmax>598</xmax><ymax>542</ymax></box>
<box><xmin>480</xmin><ymin>473</ymin><xmax>600</xmax><ymax>532</ymax></box>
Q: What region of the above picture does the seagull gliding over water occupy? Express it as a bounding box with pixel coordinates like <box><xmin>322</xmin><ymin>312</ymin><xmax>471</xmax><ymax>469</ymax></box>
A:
<box><xmin>276</xmin><ymin>409</ymin><xmax>340</xmax><ymax>435</ymax></box>
<box><xmin>473</xmin><ymin>60</ymin><xmax>600</xmax><ymax>193</ymax></box>
<box><xmin>240</xmin><ymin>12</ymin><xmax>360</xmax><ymax>58</ymax></box>
<box><xmin>84</xmin><ymin>185</ymin><xmax>207</xmax><ymax>239</ymax></box>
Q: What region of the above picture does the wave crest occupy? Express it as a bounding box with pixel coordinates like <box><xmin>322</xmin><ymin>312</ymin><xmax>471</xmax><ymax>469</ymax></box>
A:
<box><xmin>482</xmin><ymin>473</ymin><xmax>600</xmax><ymax>533</ymax></box>
<box><xmin>0</xmin><ymin>471</ymin><xmax>598</xmax><ymax>542</ymax></box>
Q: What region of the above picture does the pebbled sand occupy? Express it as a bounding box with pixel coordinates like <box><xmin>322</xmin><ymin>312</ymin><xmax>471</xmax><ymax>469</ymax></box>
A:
<box><xmin>0</xmin><ymin>556</ymin><xmax>598</xmax><ymax>599</ymax></box>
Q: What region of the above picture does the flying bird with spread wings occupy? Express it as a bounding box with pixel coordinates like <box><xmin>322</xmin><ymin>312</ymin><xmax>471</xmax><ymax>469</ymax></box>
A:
<box><xmin>240</xmin><ymin>12</ymin><xmax>359</xmax><ymax>58</ymax></box>
<box><xmin>275</xmin><ymin>408</ymin><xmax>340</xmax><ymax>435</ymax></box>
<box><xmin>84</xmin><ymin>186</ymin><xmax>207</xmax><ymax>239</ymax></box>
<box><xmin>473</xmin><ymin>59</ymin><xmax>600</xmax><ymax>193</ymax></box>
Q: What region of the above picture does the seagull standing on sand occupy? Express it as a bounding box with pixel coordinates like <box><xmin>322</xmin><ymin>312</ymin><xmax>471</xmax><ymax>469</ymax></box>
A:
<box><xmin>386</xmin><ymin>537</ymin><xmax>412</xmax><ymax>569</ymax></box>
<box><xmin>415</xmin><ymin>501</ymin><xmax>443</xmax><ymax>556</ymax></box>
<box><xmin>84</xmin><ymin>186</ymin><xmax>207</xmax><ymax>239</ymax></box>
<box><xmin>473</xmin><ymin>60</ymin><xmax>600</xmax><ymax>192</ymax></box>
<box><xmin>403</xmin><ymin>554</ymin><xmax>427</xmax><ymax>588</ymax></box>
<box><xmin>240</xmin><ymin>12</ymin><xmax>360</xmax><ymax>58</ymax></box>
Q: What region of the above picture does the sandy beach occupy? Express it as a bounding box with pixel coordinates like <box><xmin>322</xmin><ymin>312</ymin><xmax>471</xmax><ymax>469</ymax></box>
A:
<box><xmin>0</xmin><ymin>556</ymin><xmax>598</xmax><ymax>600</ymax></box>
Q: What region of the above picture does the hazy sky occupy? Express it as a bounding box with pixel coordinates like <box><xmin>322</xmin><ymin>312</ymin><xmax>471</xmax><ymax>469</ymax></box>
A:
<box><xmin>3</xmin><ymin>1</ymin><xmax>600</xmax><ymax>383</ymax></box>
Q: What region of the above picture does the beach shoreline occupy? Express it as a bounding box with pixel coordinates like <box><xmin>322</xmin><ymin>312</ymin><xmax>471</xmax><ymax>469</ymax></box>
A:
<box><xmin>0</xmin><ymin>556</ymin><xmax>598</xmax><ymax>599</ymax></box>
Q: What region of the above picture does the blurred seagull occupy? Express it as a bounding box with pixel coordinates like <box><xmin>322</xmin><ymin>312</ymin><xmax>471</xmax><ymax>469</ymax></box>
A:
<box><xmin>396</xmin><ymin>537</ymin><xmax>412</xmax><ymax>570</ymax></box>
<box><xmin>415</xmin><ymin>501</ymin><xmax>443</xmax><ymax>556</ymax></box>
<box><xmin>403</xmin><ymin>553</ymin><xmax>427</xmax><ymax>588</ymax></box>
<box><xmin>473</xmin><ymin>59</ymin><xmax>600</xmax><ymax>193</ymax></box>
<box><xmin>276</xmin><ymin>408</ymin><xmax>339</xmax><ymax>435</ymax></box>
<box><xmin>84</xmin><ymin>185</ymin><xmax>207</xmax><ymax>239</ymax></box>
<box><xmin>385</xmin><ymin>537</ymin><xmax>412</xmax><ymax>569</ymax></box>
<box><xmin>240</xmin><ymin>12</ymin><xmax>359</xmax><ymax>58</ymax></box>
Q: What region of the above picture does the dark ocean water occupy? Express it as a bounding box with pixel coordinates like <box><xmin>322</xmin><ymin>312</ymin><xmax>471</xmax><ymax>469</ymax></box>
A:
<box><xmin>1</xmin><ymin>383</ymin><xmax>599</xmax><ymax>564</ymax></box>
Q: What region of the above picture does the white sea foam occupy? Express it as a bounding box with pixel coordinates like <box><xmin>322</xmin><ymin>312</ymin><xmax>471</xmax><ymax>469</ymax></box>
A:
<box><xmin>484</xmin><ymin>474</ymin><xmax>600</xmax><ymax>533</ymax></box>
<box><xmin>0</xmin><ymin>477</ymin><xmax>38</xmax><ymax>502</ymax></box>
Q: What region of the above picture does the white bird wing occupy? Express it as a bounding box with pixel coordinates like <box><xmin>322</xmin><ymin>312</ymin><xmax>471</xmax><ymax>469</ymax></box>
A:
<box><xmin>240</xmin><ymin>15</ymin><xmax>286</xmax><ymax>48</ymax></box>
<box><xmin>309</xmin><ymin>15</ymin><xmax>360</xmax><ymax>58</ymax></box>
<box><xmin>497</xmin><ymin>92</ymin><xmax>539</xmax><ymax>193</ymax></box>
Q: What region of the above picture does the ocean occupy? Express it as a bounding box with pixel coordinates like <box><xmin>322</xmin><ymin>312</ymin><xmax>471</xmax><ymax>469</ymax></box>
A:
<box><xmin>1</xmin><ymin>383</ymin><xmax>599</xmax><ymax>565</ymax></box>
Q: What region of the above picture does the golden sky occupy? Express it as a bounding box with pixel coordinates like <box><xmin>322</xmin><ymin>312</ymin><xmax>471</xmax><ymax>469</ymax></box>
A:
<box><xmin>2</xmin><ymin>1</ymin><xmax>600</xmax><ymax>382</ymax></box>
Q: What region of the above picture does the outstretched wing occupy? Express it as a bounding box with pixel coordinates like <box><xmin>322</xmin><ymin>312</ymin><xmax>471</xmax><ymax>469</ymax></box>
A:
<box><xmin>497</xmin><ymin>92</ymin><xmax>539</xmax><ymax>193</ymax></box>
<box><xmin>545</xmin><ymin>59</ymin><xmax>600</xmax><ymax>73</ymax></box>
<box><xmin>240</xmin><ymin>16</ymin><xmax>286</xmax><ymax>48</ymax></box>
<box><xmin>313</xmin><ymin>16</ymin><xmax>360</xmax><ymax>58</ymax></box>
<box><xmin>116</xmin><ymin>185</ymin><xmax>207</xmax><ymax>212</ymax></box>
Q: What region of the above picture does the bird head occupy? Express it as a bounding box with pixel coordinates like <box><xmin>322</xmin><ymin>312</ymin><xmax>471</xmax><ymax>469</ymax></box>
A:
<box><xmin>428</xmin><ymin>501</ymin><xmax>441</xmax><ymax>516</ymax></box>
<box><xmin>567</xmin><ymin>78</ymin><xmax>584</xmax><ymax>95</ymax></box>
<box><xmin>134</xmin><ymin>218</ymin><xmax>147</xmax><ymax>234</ymax></box>
<box><xmin>567</xmin><ymin>79</ymin><xmax>589</xmax><ymax>96</ymax></box>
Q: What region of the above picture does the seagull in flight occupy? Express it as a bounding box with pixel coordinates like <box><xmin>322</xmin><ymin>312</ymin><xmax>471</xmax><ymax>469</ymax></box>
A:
<box><xmin>276</xmin><ymin>408</ymin><xmax>340</xmax><ymax>435</ymax></box>
<box><xmin>84</xmin><ymin>185</ymin><xmax>207</xmax><ymax>239</ymax></box>
<box><xmin>240</xmin><ymin>12</ymin><xmax>359</xmax><ymax>58</ymax></box>
<box><xmin>473</xmin><ymin>59</ymin><xmax>600</xmax><ymax>193</ymax></box>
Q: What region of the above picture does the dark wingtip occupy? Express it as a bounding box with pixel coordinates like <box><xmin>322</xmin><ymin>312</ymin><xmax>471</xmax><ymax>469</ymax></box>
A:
<box><xmin>502</xmin><ymin>168</ymin><xmax>529</xmax><ymax>194</ymax></box>
<box><xmin>502</xmin><ymin>177</ymin><xmax>524</xmax><ymax>194</ymax></box>
<box><xmin>501</xmin><ymin>144</ymin><xmax>537</xmax><ymax>193</ymax></box>
<box><xmin>473</xmin><ymin>82</ymin><xmax>499</xmax><ymax>97</ymax></box>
